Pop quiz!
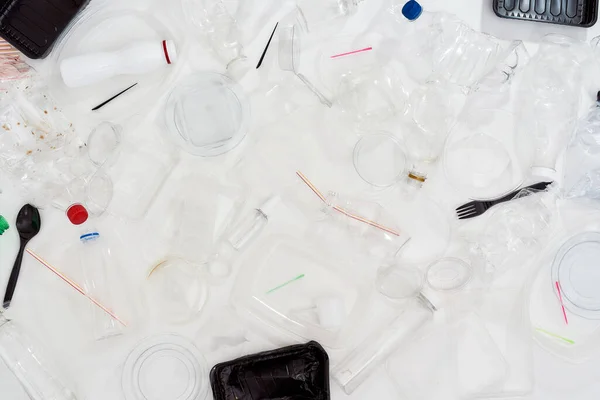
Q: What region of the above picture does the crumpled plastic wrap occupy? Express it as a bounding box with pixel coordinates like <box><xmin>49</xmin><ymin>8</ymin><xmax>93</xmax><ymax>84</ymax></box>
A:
<box><xmin>210</xmin><ymin>341</ymin><xmax>330</xmax><ymax>400</ymax></box>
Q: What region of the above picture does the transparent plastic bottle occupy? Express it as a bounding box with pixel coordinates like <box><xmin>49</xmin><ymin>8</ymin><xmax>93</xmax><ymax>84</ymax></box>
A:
<box><xmin>226</xmin><ymin>196</ymin><xmax>279</xmax><ymax>251</ymax></box>
<box><xmin>67</xmin><ymin>205</ymin><xmax>123</xmax><ymax>340</ymax></box>
<box><xmin>0</xmin><ymin>313</ymin><xmax>78</xmax><ymax>400</ymax></box>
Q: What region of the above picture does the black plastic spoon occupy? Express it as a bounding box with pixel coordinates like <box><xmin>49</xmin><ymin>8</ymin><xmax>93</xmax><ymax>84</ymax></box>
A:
<box><xmin>3</xmin><ymin>204</ymin><xmax>41</xmax><ymax>308</ymax></box>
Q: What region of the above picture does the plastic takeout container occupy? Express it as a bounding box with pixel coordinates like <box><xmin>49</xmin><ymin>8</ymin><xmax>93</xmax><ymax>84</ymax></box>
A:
<box><xmin>0</xmin><ymin>0</ymin><xmax>90</xmax><ymax>59</ymax></box>
<box><xmin>210</xmin><ymin>341</ymin><xmax>330</xmax><ymax>400</ymax></box>
<box><xmin>493</xmin><ymin>0</ymin><xmax>598</xmax><ymax>27</ymax></box>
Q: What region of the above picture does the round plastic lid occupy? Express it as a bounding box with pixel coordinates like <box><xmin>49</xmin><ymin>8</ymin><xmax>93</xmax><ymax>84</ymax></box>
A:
<box><xmin>353</xmin><ymin>133</ymin><xmax>407</xmax><ymax>187</ymax></box>
<box><xmin>66</xmin><ymin>204</ymin><xmax>89</xmax><ymax>225</ymax></box>
<box><xmin>402</xmin><ymin>0</ymin><xmax>423</xmax><ymax>21</ymax></box>
<box><xmin>426</xmin><ymin>258</ymin><xmax>472</xmax><ymax>291</ymax></box>
<box><xmin>164</xmin><ymin>73</ymin><xmax>250</xmax><ymax>157</ymax></box>
<box><xmin>122</xmin><ymin>334</ymin><xmax>208</xmax><ymax>400</ymax></box>
<box><xmin>552</xmin><ymin>232</ymin><xmax>600</xmax><ymax>317</ymax></box>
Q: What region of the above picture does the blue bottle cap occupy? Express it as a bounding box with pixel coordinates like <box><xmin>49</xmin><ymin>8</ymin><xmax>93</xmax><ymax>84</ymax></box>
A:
<box><xmin>402</xmin><ymin>0</ymin><xmax>423</xmax><ymax>21</ymax></box>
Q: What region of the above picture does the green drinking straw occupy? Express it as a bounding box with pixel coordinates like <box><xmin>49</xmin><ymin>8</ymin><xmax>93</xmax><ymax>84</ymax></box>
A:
<box><xmin>535</xmin><ymin>327</ymin><xmax>575</xmax><ymax>344</ymax></box>
<box><xmin>266</xmin><ymin>274</ymin><xmax>305</xmax><ymax>294</ymax></box>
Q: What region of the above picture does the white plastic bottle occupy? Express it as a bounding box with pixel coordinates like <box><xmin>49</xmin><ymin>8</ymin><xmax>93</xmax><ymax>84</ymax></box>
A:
<box><xmin>60</xmin><ymin>40</ymin><xmax>178</xmax><ymax>88</ymax></box>
<box><xmin>66</xmin><ymin>204</ymin><xmax>123</xmax><ymax>340</ymax></box>
<box><xmin>0</xmin><ymin>313</ymin><xmax>78</xmax><ymax>400</ymax></box>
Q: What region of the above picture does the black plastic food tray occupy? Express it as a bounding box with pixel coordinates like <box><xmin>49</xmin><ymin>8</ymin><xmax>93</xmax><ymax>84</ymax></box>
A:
<box><xmin>210</xmin><ymin>341</ymin><xmax>330</xmax><ymax>400</ymax></box>
<box><xmin>0</xmin><ymin>0</ymin><xmax>89</xmax><ymax>59</ymax></box>
<box><xmin>493</xmin><ymin>0</ymin><xmax>599</xmax><ymax>27</ymax></box>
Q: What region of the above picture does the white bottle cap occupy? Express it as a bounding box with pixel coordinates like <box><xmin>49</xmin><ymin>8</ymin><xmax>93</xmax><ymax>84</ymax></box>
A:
<box><xmin>258</xmin><ymin>195</ymin><xmax>280</xmax><ymax>217</ymax></box>
<box><xmin>162</xmin><ymin>40</ymin><xmax>178</xmax><ymax>65</ymax></box>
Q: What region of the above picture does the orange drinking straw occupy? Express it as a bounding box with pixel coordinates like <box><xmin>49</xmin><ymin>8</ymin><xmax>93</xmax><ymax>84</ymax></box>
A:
<box><xmin>26</xmin><ymin>249</ymin><xmax>127</xmax><ymax>327</ymax></box>
<box><xmin>296</xmin><ymin>171</ymin><xmax>400</xmax><ymax>237</ymax></box>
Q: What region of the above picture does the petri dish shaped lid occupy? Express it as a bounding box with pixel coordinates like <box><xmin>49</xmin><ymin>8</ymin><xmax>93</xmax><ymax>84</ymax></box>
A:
<box><xmin>165</xmin><ymin>73</ymin><xmax>250</xmax><ymax>157</ymax></box>
<box><xmin>552</xmin><ymin>232</ymin><xmax>600</xmax><ymax>318</ymax></box>
<box><xmin>49</xmin><ymin>7</ymin><xmax>182</xmax><ymax>122</ymax></box>
<box><xmin>426</xmin><ymin>258</ymin><xmax>472</xmax><ymax>291</ymax></box>
<box><xmin>123</xmin><ymin>334</ymin><xmax>208</xmax><ymax>400</ymax></box>
<box><xmin>353</xmin><ymin>133</ymin><xmax>407</xmax><ymax>187</ymax></box>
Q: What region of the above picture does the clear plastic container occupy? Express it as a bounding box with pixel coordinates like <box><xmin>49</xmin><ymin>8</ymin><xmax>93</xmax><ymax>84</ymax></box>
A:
<box><xmin>164</xmin><ymin>72</ymin><xmax>250</xmax><ymax>157</ymax></box>
<box><xmin>231</xmin><ymin>237</ymin><xmax>370</xmax><ymax>348</ymax></box>
<box><xmin>122</xmin><ymin>334</ymin><xmax>208</xmax><ymax>400</ymax></box>
<box><xmin>515</xmin><ymin>34</ymin><xmax>584</xmax><ymax>180</ymax></box>
<box><xmin>278</xmin><ymin>24</ymin><xmax>332</xmax><ymax>107</ymax></box>
<box><xmin>0</xmin><ymin>313</ymin><xmax>78</xmax><ymax>400</ymax></box>
<box><xmin>146</xmin><ymin>258</ymin><xmax>209</xmax><ymax>324</ymax></box>
<box><xmin>49</xmin><ymin>6</ymin><xmax>184</xmax><ymax>122</ymax></box>
<box><xmin>444</xmin><ymin>108</ymin><xmax>535</xmax><ymax>200</ymax></box>
<box><xmin>336</xmin><ymin>64</ymin><xmax>408</xmax><ymax>127</ymax></box>
<box><xmin>296</xmin><ymin>0</ymin><xmax>362</xmax><ymax>33</ymax></box>
<box><xmin>332</xmin><ymin>306</ymin><xmax>433</xmax><ymax>394</ymax></box>
<box><xmin>90</xmin><ymin>122</ymin><xmax>179</xmax><ymax>220</ymax></box>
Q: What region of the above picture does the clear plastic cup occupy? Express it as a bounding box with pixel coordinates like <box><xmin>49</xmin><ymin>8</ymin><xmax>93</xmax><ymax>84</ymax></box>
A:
<box><xmin>353</xmin><ymin>133</ymin><xmax>407</xmax><ymax>188</ymax></box>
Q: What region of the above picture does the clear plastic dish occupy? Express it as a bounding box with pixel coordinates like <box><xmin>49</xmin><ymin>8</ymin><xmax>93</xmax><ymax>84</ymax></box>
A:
<box><xmin>552</xmin><ymin>232</ymin><xmax>600</xmax><ymax>318</ymax></box>
<box><xmin>49</xmin><ymin>7</ymin><xmax>183</xmax><ymax>122</ymax></box>
<box><xmin>164</xmin><ymin>72</ymin><xmax>250</xmax><ymax>157</ymax></box>
<box><xmin>426</xmin><ymin>258</ymin><xmax>472</xmax><ymax>292</ymax></box>
<box><xmin>122</xmin><ymin>334</ymin><xmax>208</xmax><ymax>400</ymax></box>
<box><xmin>444</xmin><ymin>109</ymin><xmax>535</xmax><ymax>200</ymax></box>
<box><xmin>353</xmin><ymin>133</ymin><xmax>407</xmax><ymax>188</ymax></box>
<box><xmin>231</xmin><ymin>237</ymin><xmax>369</xmax><ymax>348</ymax></box>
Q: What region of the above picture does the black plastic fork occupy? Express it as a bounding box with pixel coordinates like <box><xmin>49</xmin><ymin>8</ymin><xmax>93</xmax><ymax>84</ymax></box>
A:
<box><xmin>456</xmin><ymin>181</ymin><xmax>553</xmax><ymax>220</ymax></box>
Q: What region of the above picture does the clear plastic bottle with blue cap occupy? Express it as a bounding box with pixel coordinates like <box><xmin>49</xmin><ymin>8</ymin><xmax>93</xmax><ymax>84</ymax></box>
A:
<box><xmin>67</xmin><ymin>204</ymin><xmax>123</xmax><ymax>341</ymax></box>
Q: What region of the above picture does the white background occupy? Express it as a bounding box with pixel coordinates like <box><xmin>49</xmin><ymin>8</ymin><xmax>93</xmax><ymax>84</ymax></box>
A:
<box><xmin>3</xmin><ymin>0</ymin><xmax>600</xmax><ymax>399</ymax></box>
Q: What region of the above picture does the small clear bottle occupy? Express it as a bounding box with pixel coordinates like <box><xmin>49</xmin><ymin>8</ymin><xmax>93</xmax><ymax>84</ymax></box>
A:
<box><xmin>0</xmin><ymin>313</ymin><xmax>78</xmax><ymax>400</ymax></box>
<box><xmin>226</xmin><ymin>196</ymin><xmax>280</xmax><ymax>251</ymax></box>
<box><xmin>66</xmin><ymin>204</ymin><xmax>123</xmax><ymax>340</ymax></box>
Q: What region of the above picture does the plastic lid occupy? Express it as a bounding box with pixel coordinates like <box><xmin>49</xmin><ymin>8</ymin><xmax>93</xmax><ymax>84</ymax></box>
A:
<box><xmin>402</xmin><ymin>0</ymin><xmax>423</xmax><ymax>21</ymax></box>
<box><xmin>122</xmin><ymin>334</ymin><xmax>208</xmax><ymax>400</ymax></box>
<box><xmin>67</xmin><ymin>204</ymin><xmax>89</xmax><ymax>225</ymax></box>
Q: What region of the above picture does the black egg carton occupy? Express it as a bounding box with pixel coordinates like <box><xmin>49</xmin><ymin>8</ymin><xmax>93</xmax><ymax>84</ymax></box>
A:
<box><xmin>493</xmin><ymin>0</ymin><xmax>599</xmax><ymax>27</ymax></box>
<box><xmin>0</xmin><ymin>0</ymin><xmax>89</xmax><ymax>59</ymax></box>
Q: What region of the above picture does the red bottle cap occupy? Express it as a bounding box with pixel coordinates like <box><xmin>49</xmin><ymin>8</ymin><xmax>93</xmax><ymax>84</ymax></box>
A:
<box><xmin>66</xmin><ymin>204</ymin><xmax>88</xmax><ymax>225</ymax></box>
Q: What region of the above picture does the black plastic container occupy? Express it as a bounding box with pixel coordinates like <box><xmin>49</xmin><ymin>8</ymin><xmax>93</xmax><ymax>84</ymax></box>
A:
<box><xmin>493</xmin><ymin>0</ymin><xmax>599</xmax><ymax>27</ymax></box>
<box><xmin>210</xmin><ymin>341</ymin><xmax>330</xmax><ymax>400</ymax></box>
<box><xmin>0</xmin><ymin>0</ymin><xmax>89</xmax><ymax>59</ymax></box>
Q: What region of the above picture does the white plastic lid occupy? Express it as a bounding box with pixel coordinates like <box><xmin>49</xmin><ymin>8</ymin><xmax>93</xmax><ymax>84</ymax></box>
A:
<box><xmin>531</xmin><ymin>166</ymin><xmax>557</xmax><ymax>181</ymax></box>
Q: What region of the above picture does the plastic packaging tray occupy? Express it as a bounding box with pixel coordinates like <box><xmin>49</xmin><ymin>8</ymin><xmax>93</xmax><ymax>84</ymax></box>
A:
<box><xmin>0</xmin><ymin>0</ymin><xmax>89</xmax><ymax>59</ymax></box>
<box><xmin>210</xmin><ymin>341</ymin><xmax>330</xmax><ymax>400</ymax></box>
<box><xmin>493</xmin><ymin>0</ymin><xmax>599</xmax><ymax>27</ymax></box>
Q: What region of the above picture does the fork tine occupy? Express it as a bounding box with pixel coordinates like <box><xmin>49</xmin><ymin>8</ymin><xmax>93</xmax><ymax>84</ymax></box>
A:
<box><xmin>456</xmin><ymin>201</ymin><xmax>476</xmax><ymax>212</ymax></box>
<box><xmin>457</xmin><ymin>211</ymin><xmax>476</xmax><ymax>219</ymax></box>
<box><xmin>458</xmin><ymin>212</ymin><xmax>478</xmax><ymax>220</ymax></box>
<box><xmin>456</xmin><ymin>205</ymin><xmax>475</xmax><ymax>215</ymax></box>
